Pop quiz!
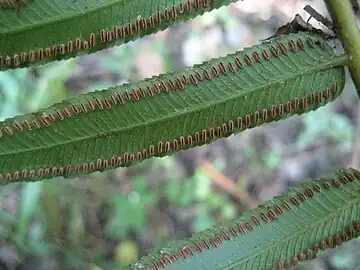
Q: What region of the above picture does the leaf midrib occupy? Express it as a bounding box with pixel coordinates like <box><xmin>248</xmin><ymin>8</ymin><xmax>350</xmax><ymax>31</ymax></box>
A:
<box><xmin>221</xmin><ymin>186</ymin><xmax>359</xmax><ymax>269</ymax></box>
<box><xmin>0</xmin><ymin>54</ymin><xmax>348</xmax><ymax>158</ymax></box>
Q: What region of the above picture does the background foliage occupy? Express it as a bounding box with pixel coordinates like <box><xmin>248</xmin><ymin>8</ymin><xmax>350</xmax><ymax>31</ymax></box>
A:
<box><xmin>0</xmin><ymin>0</ymin><xmax>359</xmax><ymax>269</ymax></box>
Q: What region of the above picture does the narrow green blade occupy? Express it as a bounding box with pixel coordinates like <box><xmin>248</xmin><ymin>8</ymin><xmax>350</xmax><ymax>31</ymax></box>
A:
<box><xmin>0</xmin><ymin>0</ymin><xmax>240</xmax><ymax>70</ymax></box>
<box><xmin>134</xmin><ymin>168</ymin><xmax>360</xmax><ymax>269</ymax></box>
<box><xmin>0</xmin><ymin>32</ymin><xmax>348</xmax><ymax>184</ymax></box>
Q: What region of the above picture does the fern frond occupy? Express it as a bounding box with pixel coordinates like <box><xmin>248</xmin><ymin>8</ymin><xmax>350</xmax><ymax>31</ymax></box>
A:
<box><xmin>133</xmin><ymin>168</ymin><xmax>360</xmax><ymax>269</ymax></box>
<box><xmin>0</xmin><ymin>0</ymin><xmax>241</xmax><ymax>71</ymax></box>
<box><xmin>0</xmin><ymin>32</ymin><xmax>347</xmax><ymax>184</ymax></box>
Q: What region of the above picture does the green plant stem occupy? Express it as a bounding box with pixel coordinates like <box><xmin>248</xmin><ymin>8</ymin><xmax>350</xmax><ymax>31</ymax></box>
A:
<box><xmin>325</xmin><ymin>0</ymin><xmax>360</xmax><ymax>94</ymax></box>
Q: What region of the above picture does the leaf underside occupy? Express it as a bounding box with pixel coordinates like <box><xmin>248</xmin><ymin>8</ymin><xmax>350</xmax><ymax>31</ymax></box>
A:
<box><xmin>0</xmin><ymin>0</ymin><xmax>240</xmax><ymax>71</ymax></box>
<box><xmin>132</xmin><ymin>168</ymin><xmax>360</xmax><ymax>270</ymax></box>
<box><xmin>0</xmin><ymin>32</ymin><xmax>347</xmax><ymax>184</ymax></box>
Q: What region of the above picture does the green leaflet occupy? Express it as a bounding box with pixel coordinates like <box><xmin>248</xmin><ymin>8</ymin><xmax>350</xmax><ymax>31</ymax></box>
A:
<box><xmin>133</xmin><ymin>168</ymin><xmax>360</xmax><ymax>270</ymax></box>
<box><xmin>0</xmin><ymin>0</ymin><xmax>240</xmax><ymax>71</ymax></box>
<box><xmin>0</xmin><ymin>32</ymin><xmax>347</xmax><ymax>184</ymax></box>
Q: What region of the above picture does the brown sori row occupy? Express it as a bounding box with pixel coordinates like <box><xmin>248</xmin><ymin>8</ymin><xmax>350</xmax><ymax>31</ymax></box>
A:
<box><xmin>0</xmin><ymin>0</ymin><xmax>29</xmax><ymax>8</ymax></box>
<box><xmin>274</xmin><ymin>221</ymin><xmax>360</xmax><ymax>270</ymax></box>
<box><xmin>0</xmin><ymin>36</ymin><xmax>326</xmax><ymax>138</ymax></box>
<box><xmin>0</xmin><ymin>0</ymin><xmax>213</xmax><ymax>68</ymax></box>
<box><xmin>0</xmin><ymin>84</ymin><xmax>338</xmax><ymax>183</ymax></box>
<box><xmin>148</xmin><ymin>169</ymin><xmax>360</xmax><ymax>270</ymax></box>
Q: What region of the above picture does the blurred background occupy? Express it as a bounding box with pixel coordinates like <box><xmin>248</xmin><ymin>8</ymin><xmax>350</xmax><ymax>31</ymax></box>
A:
<box><xmin>0</xmin><ymin>0</ymin><xmax>360</xmax><ymax>269</ymax></box>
